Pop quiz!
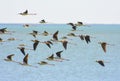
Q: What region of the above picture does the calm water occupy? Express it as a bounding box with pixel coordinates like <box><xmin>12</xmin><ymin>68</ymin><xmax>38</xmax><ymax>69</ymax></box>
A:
<box><xmin>0</xmin><ymin>24</ymin><xmax>120</xmax><ymax>81</ymax></box>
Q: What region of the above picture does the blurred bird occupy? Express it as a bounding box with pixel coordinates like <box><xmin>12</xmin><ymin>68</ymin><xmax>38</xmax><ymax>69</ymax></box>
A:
<box><xmin>47</xmin><ymin>54</ymin><xmax>54</xmax><ymax>60</ymax></box>
<box><xmin>85</xmin><ymin>35</ymin><xmax>91</xmax><ymax>44</ymax></box>
<box><xmin>56</xmin><ymin>50</ymin><xmax>63</xmax><ymax>59</ymax></box>
<box><xmin>23</xmin><ymin>54</ymin><xmax>29</xmax><ymax>65</ymax></box>
<box><xmin>4</xmin><ymin>54</ymin><xmax>14</xmax><ymax>61</ymax></box>
<box><xmin>99</xmin><ymin>42</ymin><xmax>107</xmax><ymax>53</ymax></box>
<box><xmin>39</xmin><ymin>19</ymin><xmax>46</xmax><ymax>23</ymax></box>
<box><xmin>60</xmin><ymin>40</ymin><xmax>68</xmax><ymax>50</ymax></box>
<box><xmin>32</xmin><ymin>40</ymin><xmax>39</xmax><ymax>51</ymax></box>
<box><xmin>79</xmin><ymin>35</ymin><xmax>84</xmax><ymax>40</ymax></box>
<box><xmin>67</xmin><ymin>23</ymin><xmax>77</xmax><ymax>31</ymax></box>
<box><xmin>53</xmin><ymin>30</ymin><xmax>59</xmax><ymax>41</ymax></box>
<box><xmin>96</xmin><ymin>60</ymin><xmax>105</xmax><ymax>67</ymax></box>
<box><xmin>42</xmin><ymin>31</ymin><xmax>49</xmax><ymax>36</ymax></box>
<box><xmin>0</xmin><ymin>27</ymin><xmax>7</xmax><ymax>34</ymax></box>
<box><xmin>19</xmin><ymin>10</ymin><xmax>36</xmax><ymax>16</ymax></box>
<box><xmin>29</xmin><ymin>30</ymin><xmax>38</xmax><ymax>38</ymax></box>
<box><xmin>75</xmin><ymin>21</ymin><xmax>83</xmax><ymax>26</ymax></box>
<box><xmin>17</xmin><ymin>47</ymin><xmax>26</xmax><ymax>55</ymax></box>
<box><xmin>43</xmin><ymin>41</ymin><xmax>53</xmax><ymax>48</ymax></box>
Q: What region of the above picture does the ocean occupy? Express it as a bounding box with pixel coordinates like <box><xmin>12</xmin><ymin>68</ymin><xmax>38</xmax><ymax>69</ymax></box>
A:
<box><xmin>0</xmin><ymin>24</ymin><xmax>120</xmax><ymax>81</ymax></box>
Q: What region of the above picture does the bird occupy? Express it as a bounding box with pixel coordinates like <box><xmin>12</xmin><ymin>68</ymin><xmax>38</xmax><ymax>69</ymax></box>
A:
<box><xmin>59</xmin><ymin>40</ymin><xmax>68</xmax><ymax>50</ymax></box>
<box><xmin>19</xmin><ymin>10</ymin><xmax>28</xmax><ymax>15</ymax></box>
<box><xmin>39</xmin><ymin>19</ymin><xmax>46</xmax><ymax>23</ymax></box>
<box><xmin>23</xmin><ymin>54</ymin><xmax>29</xmax><ymax>65</ymax></box>
<box><xmin>43</xmin><ymin>41</ymin><xmax>53</xmax><ymax>48</ymax></box>
<box><xmin>99</xmin><ymin>42</ymin><xmax>107</xmax><ymax>53</ymax></box>
<box><xmin>19</xmin><ymin>10</ymin><xmax>36</xmax><ymax>16</ymax></box>
<box><xmin>79</xmin><ymin>35</ymin><xmax>84</xmax><ymax>40</ymax></box>
<box><xmin>23</xmin><ymin>24</ymin><xmax>29</xmax><ymax>28</ymax></box>
<box><xmin>67</xmin><ymin>23</ymin><xmax>77</xmax><ymax>31</ymax></box>
<box><xmin>56</xmin><ymin>50</ymin><xmax>63</xmax><ymax>59</ymax></box>
<box><xmin>96</xmin><ymin>60</ymin><xmax>105</xmax><ymax>67</ymax></box>
<box><xmin>42</xmin><ymin>31</ymin><xmax>49</xmax><ymax>36</ymax></box>
<box><xmin>47</xmin><ymin>54</ymin><xmax>54</xmax><ymax>60</ymax></box>
<box><xmin>4</xmin><ymin>54</ymin><xmax>14</xmax><ymax>61</ymax></box>
<box><xmin>32</xmin><ymin>40</ymin><xmax>39</xmax><ymax>51</ymax></box>
<box><xmin>0</xmin><ymin>28</ymin><xmax>7</xmax><ymax>34</ymax></box>
<box><xmin>67</xmin><ymin>33</ymin><xmax>76</xmax><ymax>37</ymax></box>
<box><xmin>29</xmin><ymin>30</ymin><xmax>38</xmax><ymax>38</ymax></box>
<box><xmin>53</xmin><ymin>30</ymin><xmax>59</xmax><ymax>41</ymax></box>
<box><xmin>75</xmin><ymin>21</ymin><xmax>83</xmax><ymax>26</ymax></box>
<box><xmin>85</xmin><ymin>35</ymin><xmax>91</xmax><ymax>44</ymax></box>
<box><xmin>17</xmin><ymin>47</ymin><xmax>26</xmax><ymax>55</ymax></box>
<box><xmin>38</xmin><ymin>61</ymin><xmax>48</xmax><ymax>65</ymax></box>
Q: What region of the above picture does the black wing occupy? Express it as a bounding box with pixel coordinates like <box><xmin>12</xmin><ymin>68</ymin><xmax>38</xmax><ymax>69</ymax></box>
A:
<box><xmin>97</xmin><ymin>60</ymin><xmax>105</xmax><ymax>67</ymax></box>
<box><xmin>20</xmin><ymin>47</ymin><xmax>25</xmax><ymax>55</ymax></box>
<box><xmin>33</xmin><ymin>40</ymin><xmax>39</xmax><ymax>51</ymax></box>
<box><xmin>62</xmin><ymin>41</ymin><xmax>68</xmax><ymax>50</ymax></box>
<box><xmin>56</xmin><ymin>50</ymin><xmax>63</xmax><ymax>58</ymax></box>
<box><xmin>7</xmin><ymin>54</ymin><xmax>14</xmax><ymax>60</ymax></box>
<box><xmin>53</xmin><ymin>30</ymin><xmax>59</xmax><ymax>40</ymax></box>
<box><xmin>85</xmin><ymin>35</ymin><xmax>90</xmax><ymax>44</ymax></box>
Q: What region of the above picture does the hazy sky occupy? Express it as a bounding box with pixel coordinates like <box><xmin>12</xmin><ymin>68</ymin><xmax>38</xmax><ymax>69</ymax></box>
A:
<box><xmin>0</xmin><ymin>0</ymin><xmax>120</xmax><ymax>24</ymax></box>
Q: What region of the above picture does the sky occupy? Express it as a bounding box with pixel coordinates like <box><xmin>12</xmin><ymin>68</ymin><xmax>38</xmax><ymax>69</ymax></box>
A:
<box><xmin>0</xmin><ymin>0</ymin><xmax>120</xmax><ymax>24</ymax></box>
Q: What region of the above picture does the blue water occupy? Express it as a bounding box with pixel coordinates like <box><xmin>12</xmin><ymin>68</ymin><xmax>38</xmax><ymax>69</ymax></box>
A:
<box><xmin>0</xmin><ymin>24</ymin><xmax>120</xmax><ymax>81</ymax></box>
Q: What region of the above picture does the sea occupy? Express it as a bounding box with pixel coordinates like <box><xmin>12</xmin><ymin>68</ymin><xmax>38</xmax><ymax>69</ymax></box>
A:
<box><xmin>0</xmin><ymin>23</ymin><xmax>120</xmax><ymax>81</ymax></box>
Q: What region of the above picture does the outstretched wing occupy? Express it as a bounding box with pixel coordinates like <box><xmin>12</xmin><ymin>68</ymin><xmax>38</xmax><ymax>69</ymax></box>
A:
<box><xmin>56</xmin><ymin>50</ymin><xmax>63</xmax><ymax>58</ymax></box>
<box><xmin>53</xmin><ymin>30</ymin><xmax>59</xmax><ymax>40</ymax></box>
<box><xmin>23</xmin><ymin>54</ymin><xmax>29</xmax><ymax>65</ymax></box>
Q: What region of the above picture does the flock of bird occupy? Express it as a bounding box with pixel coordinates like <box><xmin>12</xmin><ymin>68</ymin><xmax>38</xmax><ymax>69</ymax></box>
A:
<box><xmin>0</xmin><ymin>10</ymin><xmax>112</xmax><ymax>68</ymax></box>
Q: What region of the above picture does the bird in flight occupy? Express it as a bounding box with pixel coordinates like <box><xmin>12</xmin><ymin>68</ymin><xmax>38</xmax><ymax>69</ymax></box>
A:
<box><xmin>19</xmin><ymin>10</ymin><xmax>36</xmax><ymax>16</ymax></box>
<box><xmin>4</xmin><ymin>54</ymin><xmax>15</xmax><ymax>61</ymax></box>
<box><xmin>96</xmin><ymin>60</ymin><xmax>105</xmax><ymax>67</ymax></box>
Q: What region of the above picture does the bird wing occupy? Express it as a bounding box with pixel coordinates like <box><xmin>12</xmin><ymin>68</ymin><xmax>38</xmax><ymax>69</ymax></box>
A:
<box><xmin>62</xmin><ymin>41</ymin><xmax>68</xmax><ymax>50</ymax></box>
<box><xmin>23</xmin><ymin>54</ymin><xmax>29</xmax><ymax>65</ymax></box>
<box><xmin>85</xmin><ymin>35</ymin><xmax>90</xmax><ymax>44</ymax></box>
<box><xmin>33</xmin><ymin>41</ymin><xmax>39</xmax><ymax>51</ymax></box>
<box><xmin>20</xmin><ymin>48</ymin><xmax>25</xmax><ymax>55</ymax></box>
<box><xmin>53</xmin><ymin>30</ymin><xmax>59</xmax><ymax>40</ymax></box>
<box><xmin>98</xmin><ymin>61</ymin><xmax>105</xmax><ymax>66</ymax></box>
<box><xmin>101</xmin><ymin>43</ymin><xmax>106</xmax><ymax>53</ymax></box>
<box><xmin>56</xmin><ymin>50</ymin><xmax>63</xmax><ymax>58</ymax></box>
<box><xmin>7</xmin><ymin>54</ymin><xmax>14</xmax><ymax>60</ymax></box>
<box><xmin>46</xmin><ymin>43</ymin><xmax>51</xmax><ymax>48</ymax></box>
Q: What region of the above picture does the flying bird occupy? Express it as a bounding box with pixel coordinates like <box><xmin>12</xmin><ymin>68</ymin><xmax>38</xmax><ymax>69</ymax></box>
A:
<box><xmin>4</xmin><ymin>54</ymin><xmax>14</xmax><ymax>61</ymax></box>
<box><xmin>19</xmin><ymin>10</ymin><xmax>36</xmax><ymax>16</ymax></box>
<box><xmin>38</xmin><ymin>61</ymin><xmax>48</xmax><ymax>65</ymax></box>
<box><xmin>19</xmin><ymin>10</ymin><xmax>28</xmax><ymax>15</ymax></box>
<box><xmin>42</xmin><ymin>31</ymin><xmax>49</xmax><ymax>36</ymax></box>
<box><xmin>0</xmin><ymin>28</ymin><xmax>7</xmax><ymax>34</ymax></box>
<box><xmin>67</xmin><ymin>33</ymin><xmax>76</xmax><ymax>37</ymax></box>
<box><xmin>96</xmin><ymin>60</ymin><xmax>105</xmax><ymax>67</ymax></box>
<box><xmin>43</xmin><ymin>41</ymin><xmax>53</xmax><ymax>48</ymax></box>
<box><xmin>99</xmin><ymin>42</ymin><xmax>107</xmax><ymax>53</ymax></box>
<box><xmin>60</xmin><ymin>40</ymin><xmax>68</xmax><ymax>50</ymax></box>
<box><xmin>56</xmin><ymin>50</ymin><xmax>63</xmax><ymax>59</ymax></box>
<box><xmin>67</xmin><ymin>23</ymin><xmax>77</xmax><ymax>31</ymax></box>
<box><xmin>47</xmin><ymin>54</ymin><xmax>54</xmax><ymax>60</ymax></box>
<box><xmin>23</xmin><ymin>54</ymin><xmax>29</xmax><ymax>65</ymax></box>
<box><xmin>32</xmin><ymin>40</ymin><xmax>39</xmax><ymax>51</ymax></box>
<box><xmin>75</xmin><ymin>21</ymin><xmax>83</xmax><ymax>26</ymax></box>
<box><xmin>39</xmin><ymin>19</ymin><xmax>46</xmax><ymax>23</ymax></box>
<box><xmin>85</xmin><ymin>35</ymin><xmax>91</xmax><ymax>44</ymax></box>
<box><xmin>29</xmin><ymin>30</ymin><xmax>38</xmax><ymax>38</ymax></box>
<box><xmin>17</xmin><ymin>47</ymin><xmax>26</xmax><ymax>55</ymax></box>
<box><xmin>53</xmin><ymin>30</ymin><xmax>59</xmax><ymax>41</ymax></box>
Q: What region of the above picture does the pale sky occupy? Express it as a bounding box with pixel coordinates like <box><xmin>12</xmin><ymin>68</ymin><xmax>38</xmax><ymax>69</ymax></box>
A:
<box><xmin>0</xmin><ymin>0</ymin><xmax>120</xmax><ymax>24</ymax></box>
